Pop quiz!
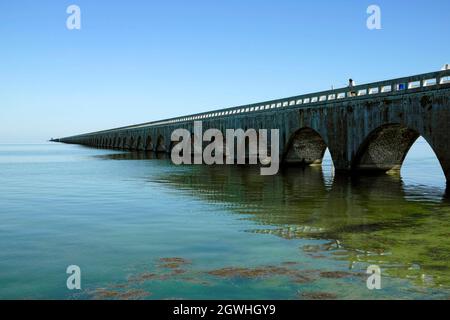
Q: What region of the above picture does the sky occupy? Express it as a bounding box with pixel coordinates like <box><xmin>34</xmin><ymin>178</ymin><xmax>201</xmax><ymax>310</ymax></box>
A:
<box><xmin>0</xmin><ymin>0</ymin><xmax>449</xmax><ymax>143</ymax></box>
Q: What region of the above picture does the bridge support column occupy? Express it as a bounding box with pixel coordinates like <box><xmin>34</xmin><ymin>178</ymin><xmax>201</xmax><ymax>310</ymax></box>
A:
<box><xmin>423</xmin><ymin>116</ymin><xmax>450</xmax><ymax>185</ymax></box>
<box><xmin>439</xmin><ymin>155</ymin><xmax>450</xmax><ymax>199</ymax></box>
<box><xmin>438</xmin><ymin>155</ymin><xmax>450</xmax><ymax>185</ymax></box>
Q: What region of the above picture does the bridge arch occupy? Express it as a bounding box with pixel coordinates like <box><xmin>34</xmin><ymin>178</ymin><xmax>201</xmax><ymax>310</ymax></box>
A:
<box><xmin>352</xmin><ymin>123</ymin><xmax>421</xmax><ymax>172</ymax></box>
<box><xmin>283</xmin><ymin>127</ymin><xmax>329</xmax><ymax>166</ymax></box>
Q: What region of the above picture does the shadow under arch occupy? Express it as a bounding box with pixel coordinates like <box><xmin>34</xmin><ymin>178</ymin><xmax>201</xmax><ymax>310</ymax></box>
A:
<box><xmin>353</xmin><ymin>123</ymin><xmax>421</xmax><ymax>172</ymax></box>
<box><xmin>283</xmin><ymin>127</ymin><xmax>329</xmax><ymax>166</ymax></box>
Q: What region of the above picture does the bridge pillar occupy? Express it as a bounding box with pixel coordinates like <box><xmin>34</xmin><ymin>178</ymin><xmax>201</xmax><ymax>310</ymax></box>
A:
<box><xmin>430</xmin><ymin>145</ymin><xmax>450</xmax><ymax>185</ymax></box>
<box><xmin>414</xmin><ymin>94</ymin><xmax>450</xmax><ymax>185</ymax></box>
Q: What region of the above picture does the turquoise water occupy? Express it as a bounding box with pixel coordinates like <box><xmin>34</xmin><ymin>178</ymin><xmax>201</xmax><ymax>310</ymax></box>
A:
<box><xmin>0</xmin><ymin>140</ymin><xmax>449</xmax><ymax>300</ymax></box>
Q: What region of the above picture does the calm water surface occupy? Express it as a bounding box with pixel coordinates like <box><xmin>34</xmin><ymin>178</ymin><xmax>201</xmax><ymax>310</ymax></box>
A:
<box><xmin>0</xmin><ymin>141</ymin><xmax>449</xmax><ymax>299</ymax></box>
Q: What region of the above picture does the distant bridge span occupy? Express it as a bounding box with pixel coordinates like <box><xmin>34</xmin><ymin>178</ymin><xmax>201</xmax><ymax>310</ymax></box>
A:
<box><xmin>56</xmin><ymin>70</ymin><xmax>450</xmax><ymax>183</ymax></box>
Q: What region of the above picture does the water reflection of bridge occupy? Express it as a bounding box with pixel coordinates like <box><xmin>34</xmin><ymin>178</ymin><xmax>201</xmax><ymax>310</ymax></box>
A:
<box><xmin>96</xmin><ymin>150</ymin><xmax>450</xmax><ymax>287</ymax></box>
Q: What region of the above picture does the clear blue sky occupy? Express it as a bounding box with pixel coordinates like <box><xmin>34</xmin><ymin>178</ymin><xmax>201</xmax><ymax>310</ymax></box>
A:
<box><xmin>1</xmin><ymin>0</ymin><xmax>449</xmax><ymax>143</ymax></box>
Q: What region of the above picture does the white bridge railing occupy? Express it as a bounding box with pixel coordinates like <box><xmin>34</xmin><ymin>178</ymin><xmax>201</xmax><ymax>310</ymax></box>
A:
<box><xmin>68</xmin><ymin>69</ymin><xmax>450</xmax><ymax>138</ymax></box>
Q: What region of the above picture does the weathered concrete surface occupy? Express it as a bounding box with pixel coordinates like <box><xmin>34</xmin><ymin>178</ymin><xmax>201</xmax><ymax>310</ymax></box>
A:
<box><xmin>57</xmin><ymin>71</ymin><xmax>450</xmax><ymax>183</ymax></box>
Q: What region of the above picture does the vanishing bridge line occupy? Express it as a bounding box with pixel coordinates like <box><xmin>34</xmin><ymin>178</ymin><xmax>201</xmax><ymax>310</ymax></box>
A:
<box><xmin>56</xmin><ymin>69</ymin><xmax>450</xmax><ymax>183</ymax></box>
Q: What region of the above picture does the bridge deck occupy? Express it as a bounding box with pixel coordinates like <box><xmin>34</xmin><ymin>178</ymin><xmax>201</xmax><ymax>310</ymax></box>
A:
<box><xmin>59</xmin><ymin>69</ymin><xmax>450</xmax><ymax>139</ymax></box>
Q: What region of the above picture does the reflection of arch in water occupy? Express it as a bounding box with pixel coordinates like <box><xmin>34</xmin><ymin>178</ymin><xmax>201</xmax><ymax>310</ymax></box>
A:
<box><xmin>151</xmin><ymin>159</ymin><xmax>449</xmax><ymax>287</ymax></box>
<box><xmin>157</xmin><ymin>164</ymin><xmax>330</xmax><ymax>216</ymax></box>
<box><xmin>283</xmin><ymin>128</ymin><xmax>329</xmax><ymax>166</ymax></box>
<box><xmin>97</xmin><ymin>151</ymin><xmax>155</xmax><ymax>160</ymax></box>
<box><xmin>330</xmin><ymin>172</ymin><xmax>406</xmax><ymax>208</ymax></box>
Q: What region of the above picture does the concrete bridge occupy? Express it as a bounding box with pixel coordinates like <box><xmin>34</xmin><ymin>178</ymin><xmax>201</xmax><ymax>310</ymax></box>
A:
<box><xmin>56</xmin><ymin>70</ymin><xmax>450</xmax><ymax>183</ymax></box>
